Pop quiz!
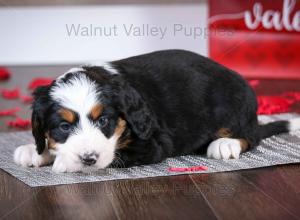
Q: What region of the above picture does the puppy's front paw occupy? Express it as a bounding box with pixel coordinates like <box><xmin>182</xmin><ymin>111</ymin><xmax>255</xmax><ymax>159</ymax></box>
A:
<box><xmin>52</xmin><ymin>157</ymin><xmax>67</xmax><ymax>173</ymax></box>
<box><xmin>207</xmin><ymin>138</ymin><xmax>241</xmax><ymax>159</ymax></box>
<box><xmin>14</xmin><ymin>144</ymin><xmax>35</xmax><ymax>167</ymax></box>
<box><xmin>14</xmin><ymin>144</ymin><xmax>54</xmax><ymax>167</ymax></box>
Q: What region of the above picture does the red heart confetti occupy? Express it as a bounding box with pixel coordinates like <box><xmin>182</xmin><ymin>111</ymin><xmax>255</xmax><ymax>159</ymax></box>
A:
<box><xmin>0</xmin><ymin>67</ymin><xmax>11</xmax><ymax>81</ymax></box>
<box><xmin>248</xmin><ymin>79</ymin><xmax>260</xmax><ymax>88</ymax></box>
<box><xmin>28</xmin><ymin>78</ymin><xmax>53</xmax><ymax>90</ymax></box>
<box><xmin>168</xmin><ymin>165</ymin><xmax>208</xmax><ymax>172</ymax></box>
<box><xmin>1</xmin><ymin>88</ymin><xmax>20</xmax><ymax>99</ymax></box>
<box><xmin>6</xmin><ymin>117</ymin><xmax>31</xmax><ymax>129</ymax></box>
<box><xmin>257</xmin><ymin>95</ymin><xmax>294</xmax><ymax>115</ymax></box>
<box><xmin>0</xmin><ymin>107</ymin><xmax>20</xmax><ymax>117</ymax></box>
<box><xmin>20</xmin><ymin>95</ymin><xmax>33</xmax><ymax>104</ymax></box>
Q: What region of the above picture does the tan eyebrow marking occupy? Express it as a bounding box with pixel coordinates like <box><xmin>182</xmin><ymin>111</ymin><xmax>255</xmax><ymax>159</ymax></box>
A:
<box><xmin>90</xmin><ymin>104</ymin><xmax>103</xmax><ymax>120</ymax></box>
<box><xmin>59</xmin><ymin>108</ymin><xmax>76</xmax><ymax>123</ymax></box>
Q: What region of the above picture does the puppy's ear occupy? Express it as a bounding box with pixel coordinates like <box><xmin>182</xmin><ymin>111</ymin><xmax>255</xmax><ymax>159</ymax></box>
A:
<box><xmin>31</xmin><ymin>86</ymin><xmax>50</xmax><ymax>154</ymax></box>
<box><xmin>118</xmin><ymin>83</ymin><xmax>156</xmax><ymax>140</ymax></box>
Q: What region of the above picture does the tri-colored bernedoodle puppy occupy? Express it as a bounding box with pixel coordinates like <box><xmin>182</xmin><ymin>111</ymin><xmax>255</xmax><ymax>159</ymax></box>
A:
<box><xmin>13</xmin><ymin>50</ymin><xmax>300</xmax><ymax>172</ymax></box>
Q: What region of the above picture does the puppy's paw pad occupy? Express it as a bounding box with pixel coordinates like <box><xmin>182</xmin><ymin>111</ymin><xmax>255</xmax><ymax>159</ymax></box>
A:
<box><xmin>207</xmin><ymin>138</ymin><xmax>241</xmax><ymax>159</ymax></box>
<box><xmin>14</xmin><ymin>144</ymin><xmax>36</xmax><ymax>167</ymax></box>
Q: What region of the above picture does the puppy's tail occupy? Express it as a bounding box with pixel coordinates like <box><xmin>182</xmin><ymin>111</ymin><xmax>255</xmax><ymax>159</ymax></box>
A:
<box><xmin>258</xmin><ymin>118</ymin><xmax>300</xmax><ymax>139</ymax></box>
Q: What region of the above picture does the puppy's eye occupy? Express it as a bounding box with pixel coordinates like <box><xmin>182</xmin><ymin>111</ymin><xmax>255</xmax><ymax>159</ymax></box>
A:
<box><xmin>59</xmin><ymin>122</ymin><xmax>71</xmax><ymax>132</ymax></box>
<box><xmin>98</xmin><ymin>116</ymin><xmax>109</xmax><ymax>128</ymax></box>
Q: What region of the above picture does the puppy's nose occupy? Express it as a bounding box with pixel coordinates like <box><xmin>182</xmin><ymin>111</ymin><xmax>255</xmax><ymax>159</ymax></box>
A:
<box><xmin>80</xmin><ymin>153</ymin><xmax>98</xmax><ymax>166</ymax></box>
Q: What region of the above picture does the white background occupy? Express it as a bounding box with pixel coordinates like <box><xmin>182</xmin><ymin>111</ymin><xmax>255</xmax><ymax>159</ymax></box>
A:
<box><xmin>0</xmin><ymin>2</ymin><xmax>208</xmax><ymax>65</ymax></box>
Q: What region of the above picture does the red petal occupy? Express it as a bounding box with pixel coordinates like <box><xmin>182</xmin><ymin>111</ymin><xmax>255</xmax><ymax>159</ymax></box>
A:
<box><xmin>21</xmin><ymin>95</ymin><xmax>33</xmax><ymax>103</ymax></box>
<box><xmin>0</xmin><ymin>67</ymin><xmax>11</xmax><ymax>81</ymax></box>
<box><xmin>257</xmin><ymin>96</ymin><xmax>293</xmax><ymax>115</ymax></box>
<box><xmin>282</xmin><ymin>92</ymin><xmax>300</xmax><ymax>102</ymax></box>
<box><xmin>0</xmin><ymin>107</ymin><xmax>20</xmax><ymax>116</ymax></box>
<box><xmin>28</xmin><ymin>78</ymin><xmax>53</xmax><ymax>90</ymax></box>
<box><xmin>6</xmin><ymin>117</ymin><xmax>31</xmax><ymax>129</ymax></box>
<box><xmin>1</xmin><ymin>88</ymin><xmax>20</xmax><ymax>99</ymax></box>
<box><xmin>248</xmin><ymin>80</ymin><xmax>260</xmax><ymax>88</ymax></box>
<box><xmin>168</xmin><ymin>165</ymin><xmax>208</xmax><ymax>172</ymax></box>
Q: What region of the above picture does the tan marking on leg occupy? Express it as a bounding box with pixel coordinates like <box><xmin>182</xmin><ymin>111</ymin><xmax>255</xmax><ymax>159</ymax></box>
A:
<box><xmin>90</xmin><ymin>104</ymin><xmax>103</xmax><ymax>120</ymax></box>
<box><xmin>216</xmin><ymin>128</ymin><xmax>232</xmax><ymax>138</ymax></box>
<box><xmin>59</xmin><ymin>108</ymin><xmax>76</xmax><ymax>123</ymax></box>
<box><xmin>239</xmin><ymin>139</ymin><xmax>249</xmax><ymax>152</ymax></box>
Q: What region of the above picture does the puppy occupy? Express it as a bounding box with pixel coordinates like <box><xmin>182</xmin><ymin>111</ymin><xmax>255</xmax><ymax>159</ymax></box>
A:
<box><xmin>14</xmin><ymin>49</ymin><xmax>300</xmax><ymax>172</ymax></box>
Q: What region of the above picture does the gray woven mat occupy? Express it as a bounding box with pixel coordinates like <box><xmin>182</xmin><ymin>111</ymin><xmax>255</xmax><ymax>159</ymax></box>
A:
<box><xmin>0</xmin><ymin>113</ymin><xmax>300</xmax><ymax>187</ymax></box>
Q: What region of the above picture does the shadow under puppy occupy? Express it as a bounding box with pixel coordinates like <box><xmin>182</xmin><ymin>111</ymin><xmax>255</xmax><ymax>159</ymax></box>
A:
<box><xmin>14</xmin><ymin>50</ymin><xmax>300</xmax><ymax>172</ymax></box>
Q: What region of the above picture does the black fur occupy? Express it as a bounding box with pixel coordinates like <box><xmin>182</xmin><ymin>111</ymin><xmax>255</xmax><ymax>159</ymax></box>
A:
<box><xmin>31</xmin><ymin>86</ymin><xmax>52</xmax><ymax>154</ymax></box>
<box><xmin>32</xmin><ymin>49</ymin><xmax>290</xmax><ymax>167</ymax></box>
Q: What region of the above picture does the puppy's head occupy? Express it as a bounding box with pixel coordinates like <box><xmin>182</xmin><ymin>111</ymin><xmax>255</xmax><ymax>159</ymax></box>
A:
<box><xmin>31</xmin><ymin>66</ymin><xmax>156</xmax><ymax>171</ymax></box>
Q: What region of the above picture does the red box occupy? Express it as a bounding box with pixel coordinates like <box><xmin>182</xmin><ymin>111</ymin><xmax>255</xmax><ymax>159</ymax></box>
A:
<box><xmin>209</xmin><ymin>0</ymin><xmax>300</xmax><ymax>79</ymax></box>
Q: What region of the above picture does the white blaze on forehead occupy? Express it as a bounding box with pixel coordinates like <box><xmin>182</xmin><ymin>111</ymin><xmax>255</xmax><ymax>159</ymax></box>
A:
<box><xmin>50</xmin><ymin>73</ymin><xmax>100</xmax><ymax>114</ymax></box>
